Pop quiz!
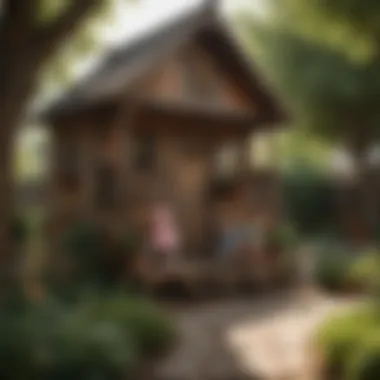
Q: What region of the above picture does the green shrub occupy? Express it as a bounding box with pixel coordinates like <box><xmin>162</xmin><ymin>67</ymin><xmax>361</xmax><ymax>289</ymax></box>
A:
<box><xmin>58</xmin><ymin>220</ymin><xmax>140</xmax><ymax>290</ymax></box>
<box><xmin>0</xmin><ymin>290</ymin><xmax>175</xmax><ymax>380</ymax></box>
<box><xmin>347</xmin><ymin>253</ymin><xmax>380</xmax><ymax>292</ymax></box>
<box><xmin>315</xmin><ymin>306</ymin><xmax>378</xmax><ymax>378</ymax></box>
<box><xmin>0</xmin><ymin>292</ymin><xmax>72</xmax><ymax>380</ymax></box>
<box><xmin>314</xmin><ymin>248</ymin><xmax>351</xmax><ymax>291</ymax></box>
<box><xmin>282</xmin><ymin>164</ymin><xmax>335</xmax><ymax>236</ymax></box>
<box><xmin>116</xmin><ymin>297</ymin><xmax>175</xmax><ymax>359</ymax></box>
<box><xmin>348</xmin><ymin>332</ymin><xmax>380</xmax><ymax>380</ymax></box>
<box><xmin>50</xmin><ymin>298</ymin><xmax>137</xmax><ymax>379</ymax></box>
<box><xmin>78</xmin><ymin>292</ymin><xmax>176</xmax><ymax>360</ymax></box>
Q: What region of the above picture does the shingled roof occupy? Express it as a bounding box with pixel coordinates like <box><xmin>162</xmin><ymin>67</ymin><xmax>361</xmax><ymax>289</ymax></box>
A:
<box><xmin>42</xmin><ymin>0</ymin><xmax>287</xmax><ymax>124</ymax></box>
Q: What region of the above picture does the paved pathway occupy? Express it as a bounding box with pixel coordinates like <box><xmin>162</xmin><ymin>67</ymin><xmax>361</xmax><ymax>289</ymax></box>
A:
<box><xmin>155</xmin><ymin>290</ymin><xmax>362</xmax><ymax>380</ymax></box>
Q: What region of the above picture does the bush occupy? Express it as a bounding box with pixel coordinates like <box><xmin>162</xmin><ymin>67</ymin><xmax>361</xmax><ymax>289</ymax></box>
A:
<box><xmin>346</xmin><ymin>253</ymin><xmax>380</xmax><ymax>293</ymax></box>
<box><xmin>347</xmin><ymin>332</ymin><xmax>380</xmax><ymax>380</ymax></box>
<box><xmin>57</xmin><ymin>220</ymin><xmax>140</xmax><ymax>291</ymax></box>
<box><xmin>0</xmin><ymin>292</ymin><xmax>76</xmax><ymax>380</ymax></box>
<box><xmin>51</xmin><ymin>297</ymin><xmax>137</xmax><ymax>379</ymax></box>
<box><xmin>282</xmin><ymin>164</ymin><xmax>336</xmax><ymax>236</ymax></box>
<box><xmin>79</xmin><ymin>292</ymin><xmax>176</xmax><ymax>360</ymax></box>
<box><xmin>315</xmin><ymin>306</ymin><xmax>378</xmax><ymax>378</ymax></box>
<box><xmin>0</xmin><ymin>290</ymin><xmax>175</xmax><ymax>380</ymax></box>
<box><xmin>314</xmin><ymin>248</ymin><xmax>352</xmax><ymax>291</ymax></box>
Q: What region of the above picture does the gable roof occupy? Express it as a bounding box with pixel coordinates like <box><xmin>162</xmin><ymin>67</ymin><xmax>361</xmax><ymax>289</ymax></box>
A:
<box><xmin>42</xmin><ymin>0</ymin><xmax>287</xmax><ymax>124</ymax></box>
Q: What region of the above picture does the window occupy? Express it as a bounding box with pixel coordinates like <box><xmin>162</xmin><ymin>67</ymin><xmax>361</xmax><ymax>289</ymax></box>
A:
<box><xmin>135</xmin><ymin>136</ymin><xmax>156</xmax><ymax>171</ymax></box>
<box><xmin>95</xmin><ymin>162</ymin><xmax>117</xmax><ymax>210</ymax></box>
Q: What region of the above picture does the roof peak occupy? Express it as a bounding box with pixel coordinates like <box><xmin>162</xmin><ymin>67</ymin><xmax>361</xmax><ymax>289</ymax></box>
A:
<box><xmin>205</xmin><ymin>0</ymin><xmax>219</xmax><ymax>7</ymax></box>
<box><xmin>203</xmin><ymin>0</ymin><xmax>220</xmax><ymax>13</ymax></box>
<box><xmin>201</xmin><ymin>0</ymin><xmax>222</xmax><ymax>27</ymax></box>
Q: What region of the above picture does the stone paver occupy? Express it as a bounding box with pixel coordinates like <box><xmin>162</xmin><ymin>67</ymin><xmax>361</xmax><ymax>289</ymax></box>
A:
<box><xmin>156</xmin><ymin>290</ymin><xmax>362</xmax><ymax>380</ymax></box>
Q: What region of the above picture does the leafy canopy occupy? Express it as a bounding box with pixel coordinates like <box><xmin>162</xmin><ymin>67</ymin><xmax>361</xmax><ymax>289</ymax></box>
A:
<box><xmin>266</xmin><ymin>0</ymin><xmax>380</xmax><ymax>59</ymax></box>
<box><xmin>239</xmin><ymin>6</ymin><xmax>380</xmax><ymax>147</ymax></box>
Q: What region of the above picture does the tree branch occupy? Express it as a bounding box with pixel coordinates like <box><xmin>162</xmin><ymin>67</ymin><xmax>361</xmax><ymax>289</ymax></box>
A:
<box><xmin>36</xmin><ymin>0</ymin><xmax>101</xmax><ymax>58</ymax></box>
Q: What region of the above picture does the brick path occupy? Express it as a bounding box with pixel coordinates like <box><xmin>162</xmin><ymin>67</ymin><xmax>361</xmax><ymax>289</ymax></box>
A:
<box><xmin>155</xmin><ymin>290</ymin><xmax>361</xmax><ymax>380</ymax></box>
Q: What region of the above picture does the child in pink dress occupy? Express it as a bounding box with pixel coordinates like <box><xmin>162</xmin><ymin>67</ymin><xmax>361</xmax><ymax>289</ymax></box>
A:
<box><xmin>150</xmin><ymin>203</ymin><xmax>180</xmax><ymax>265</ymax></box>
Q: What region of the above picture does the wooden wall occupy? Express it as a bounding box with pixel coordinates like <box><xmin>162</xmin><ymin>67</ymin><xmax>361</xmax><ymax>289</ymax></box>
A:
<box><xmin>131</xmin><ymin>41</ymin><xmax>256</xmax><ymax>115</ymax></box>
<box><xmin>48</xmin><ymin>36</ymin><xmax>270</xmax><ymax>254</ymax></box>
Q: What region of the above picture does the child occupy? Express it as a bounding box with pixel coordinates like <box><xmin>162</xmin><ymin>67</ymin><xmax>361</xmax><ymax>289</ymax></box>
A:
<box><xmin>150</xmin><ymin>202</ymin><xmax>180</xmax><ymax>267</ymax></box>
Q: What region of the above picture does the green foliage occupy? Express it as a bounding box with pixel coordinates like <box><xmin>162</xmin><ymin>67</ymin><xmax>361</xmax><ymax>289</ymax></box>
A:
<box><xmin>37</xmin><ymin>0</ymin><xmax>68</xmax><ymax>25</ymax></box>
<box><xmin>314</xmin><ymin>247</ymin><xmax>352</xmax><ymax>291</ymax></box>
<box><xmin>282</xmin><ymin>164</ymin><xmax>335</xmax><ymax>236</ymax></box>
<box><xmin>278</xmin><ymin>130</ymin><xmax>333</xmax><ymax>171</ymax></box>
<box><xmin>239</xmin><ymin>0</ymin><xmax>380</xmax><ymax>235</ymax></box>
<box><xmin>308</xmin><ymin>0</ymin><xmax>380</xmax><ymax>42</ymax></box>
<box><xmin>260</xmin><ymin>0</ymin><xmax>377</xmax><ymax>63</ymax></box>
<box><xmin>0</xmin><ymin>290</ymin><xmax>175</xmax><ymax>380</ymax></box>
<box><xmin>314</xmin><ymin>247</ymin><xmax>380</xmax><ymax>294</ymax></box>
<box><xmin>315</xmin><ymin>305</ymin><xmax>378</xmax><ymax>377</ymax></box>
<box><xmin>348</xmin><ymin>332</ymin><xmax>380</xmax><ymax>380</ymax></box>
<box><xmin>347</xmin><ymin>253</ymin><xmax>380</xmax><ymax>292</ymax></box>
<box><xmin>0</xmin><ymin>292</ymin><xmax>70</xmax><ymax>380</ymax></box>
<box><xmin>240</xmin><ymin>7</ymin><xmax>380</xmax><ymax>148</ymax></box>
<box><xmin>53</xmin><ymin>220</ymin><xmax>140</xmax><ymax>294</ymax></box>
<box><xmin>60</xmin><ymin>220</ymin><xmax>105</xmax><ymax>285</ymax></box>
<box><xmin>37</xmin><ymin>0</ymin><xmax>123</xmax><ymax>89</ymax></box>
<box><xmin>79</xmin><ymin>293</ymin><xmax>176</xmax><ymax>360</ymax></box>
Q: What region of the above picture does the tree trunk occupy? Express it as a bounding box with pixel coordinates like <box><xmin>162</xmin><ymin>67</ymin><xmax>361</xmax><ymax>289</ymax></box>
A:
<box><xmin>0</xmin><ymin>0</ymin><xmax>99</xmax><ymax>290</ymax></box>
<box><xmin>0</xmin><ymin>123</ymin><xmax>14</xmax><ymax>276</ymax></box>
<box><xmin>0</xmin><ymin>52</ymin><xmax>39</xmax><ymax>284</ymax></box>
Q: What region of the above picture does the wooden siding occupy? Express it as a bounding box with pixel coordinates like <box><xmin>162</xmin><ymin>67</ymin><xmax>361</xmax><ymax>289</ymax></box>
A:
<box><xmin>48</xmin><ymin>39</ymin><xmax>276</xmax><ymax>256</ymax></box>
<box><xmin>131</xmin><ymin>42</ymin><xmax>256</xmax><ymax>115</ymax></box>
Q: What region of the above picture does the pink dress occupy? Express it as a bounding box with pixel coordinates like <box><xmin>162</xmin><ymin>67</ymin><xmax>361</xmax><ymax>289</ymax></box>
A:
<box><xmin>151</xmin><ymin>206</ymin><xmax>179</xmax><ymax>255</ymax></box>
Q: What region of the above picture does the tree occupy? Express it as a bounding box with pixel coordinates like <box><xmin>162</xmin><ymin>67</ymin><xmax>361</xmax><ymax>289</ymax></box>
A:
<box><xmin>295</xmin><ymin>0</ymin><xmax>380</xmax><ymax>41</ymax></box>
<box><xmin>265</xmin><ymin>0</ymin><xmax>380</xmax><ymax>60</ymax></box>
<box><xmin>240</xmin><ymin>11</ymin><xmax>380</xmax><ymax>239</ymax></box>
<box><xmin>0</xmin><ymin>0</ymin><xmax>119</xmax><ymax>280</ymax></box>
